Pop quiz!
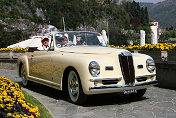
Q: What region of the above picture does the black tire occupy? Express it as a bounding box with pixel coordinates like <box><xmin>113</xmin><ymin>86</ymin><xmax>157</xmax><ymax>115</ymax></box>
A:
<box><xmin>67</xmin><ymin>70</ymin><xmax>87</xmax><ymax>104</ymax></box>
<box><xmin>130</xmin><ymin>89</ymin><xmax>147</xmax><ymax>99</ymax></box>
<box><xmin>21</xmin><ymin>65</ymin><xmax>32</xmax><ymax>87</ymax></box>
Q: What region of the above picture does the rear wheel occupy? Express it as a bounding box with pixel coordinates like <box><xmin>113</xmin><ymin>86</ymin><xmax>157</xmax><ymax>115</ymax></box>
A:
<box><xmin>67</xmin><ymin>70</ymin><xmax>87</xmax><ymax>104</ymax></box>
<box><xmin>130</xmin><ymin>89</ymin><xmax>146</xmax><ymax>98</ymax></box>
<box><xmin>21</xmin><ymin>65</ymin><xmax>32</xmax><ymax>87</ymax></box>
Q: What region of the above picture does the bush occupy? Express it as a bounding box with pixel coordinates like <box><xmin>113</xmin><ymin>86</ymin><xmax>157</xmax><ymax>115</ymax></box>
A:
<box><xmin>0</xmin><ymin>48</ymin><xmax>28</xmax><ymax>52</ymax></box>
<box><xmin>109</xmin><ymin>43</ymin><xmax>176</xmax><ymax>51</ymax></box>
<box><xmin>0</xmin><ymin>76</ymin><xmax>40</xmax><ymax>118</ymax></box>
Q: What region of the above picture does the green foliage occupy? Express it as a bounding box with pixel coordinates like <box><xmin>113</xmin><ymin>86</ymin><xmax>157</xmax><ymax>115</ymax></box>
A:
<box><xmin>137</xmin><ymin>25</ymin><xmax>151</xmax><ymax>41</ymax></box>
<box><xmin>0</xmin><ymin>24</ymin><xmax>29</xmax><ymax>48</ymax></box>
<box><xmin>9</xmin><ymin>8</ymin><xmax>21</xmax><ymax>18</ymax></box>
<box><xmin>159</xmin><ymin>29</ymin><xmax>176</xmax><ymax>42</ymax></box>
<box><xmin>0</xmin><ymin>0</ymin><xmax>150</xmax><ymax>46</ymax></box>
<box><xmin>22</xmin><ymin>90</ymin><xmax>53</xmax><ymax>118</ymax></box>
<box><xmin>125</xmin><ymin>1</ymin><xmax>149</xmax><ymax>29</ymax></box>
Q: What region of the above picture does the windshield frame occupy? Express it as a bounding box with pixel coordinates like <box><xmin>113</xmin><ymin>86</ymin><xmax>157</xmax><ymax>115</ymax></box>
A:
<box><xmin>54</xmin><ymin>31</ymin><xmax>107</xmax><ymax>48</ymax></box>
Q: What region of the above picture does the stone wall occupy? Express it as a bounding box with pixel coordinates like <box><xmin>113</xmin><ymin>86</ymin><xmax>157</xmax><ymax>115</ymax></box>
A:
<box><xmin>156</xmin><ymin>62</ymin><xmax>176</xmax><ymax>90</ymax></box>
<box><xmin>0</xmin><ymin>59</ymin><xmax>17</xmax><ymax>70</ymax></box>
<box><xmin>134</xmin><ymin>51</ymin><xmax>176</xmax><ymax>89</ymax></box>
<box><xmin>0</xmin><ymin>52</ymin><xmax>23</xmax><ymax>70</ymax></box>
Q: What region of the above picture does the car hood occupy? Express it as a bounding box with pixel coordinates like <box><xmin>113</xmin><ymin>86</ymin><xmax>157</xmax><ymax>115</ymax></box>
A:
<box><xmin>57</xmin><ymin>46</ymin><xmax>126</xmax><ymax>54</ymax></box>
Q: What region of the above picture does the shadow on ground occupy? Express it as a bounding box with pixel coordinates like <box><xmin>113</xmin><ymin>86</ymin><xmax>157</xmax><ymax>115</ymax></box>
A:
<box><xmin>18</xmin><ymin>81</ymin><xmax>148</xmax><ymax>107</ymax></box>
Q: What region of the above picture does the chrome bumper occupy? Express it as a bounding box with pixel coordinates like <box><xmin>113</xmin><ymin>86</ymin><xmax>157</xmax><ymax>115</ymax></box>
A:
<box><xmin>89</xmin><ymin>80</ymin><xmax>158</xmax><ymax>92</ymax></box>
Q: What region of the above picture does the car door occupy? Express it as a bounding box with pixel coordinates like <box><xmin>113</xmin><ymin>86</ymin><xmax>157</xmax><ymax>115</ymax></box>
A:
<box><xmin>28</xmin><ymin>50</ymin><xmax>53</xmax><ymax>82</ymax></box>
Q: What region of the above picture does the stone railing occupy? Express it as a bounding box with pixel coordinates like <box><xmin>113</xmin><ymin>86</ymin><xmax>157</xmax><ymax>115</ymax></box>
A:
<box><xmin>0</xmin><ymin>52</ymin><xmax>25</xmax><ymax>59</ymax></box>
<box><xmin>0</xmin><ymin>52</ymin><xmax>25</xmax><ymax>70</ymax></box>
<box><xmin>132</xmin><ymin>50</ymin><xmax>176</xmax><ymax>63</ymax></box>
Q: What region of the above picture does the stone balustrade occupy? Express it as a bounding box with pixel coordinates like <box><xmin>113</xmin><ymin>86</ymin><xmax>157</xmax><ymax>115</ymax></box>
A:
<box><xmin>0</xmin><ymin>52</ymin><xmax>25</xmax><ymax>59</ymax></box>
<box><xmin>0</xmin><ymin>52</ymin><xmax>25</xmax><ymax>70</ymax></box>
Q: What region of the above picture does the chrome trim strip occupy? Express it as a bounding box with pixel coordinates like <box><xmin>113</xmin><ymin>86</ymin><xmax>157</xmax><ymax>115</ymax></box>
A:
<box><xmin>90</xmin><ymin>77</ymin><xmax>122</xmax><ymax>82</ymax></box>
<box><xmin>120</xmin><ymin>51</ymin><xmax>132</xmax><ymax>56</ymax></box>
<box><xmin>89</xmin><ymin>80</ymin><xmax>157</xmax><ymax>91</ymax></box>
<box><xmin>136</xmin><ymin>74</ymin><xmax>156</xmax><ymax>78</ymax></box>
<box><xmin>135</xmin><ymin>80</ymin><xmax>157</xmax><ymax>86</ymax></box>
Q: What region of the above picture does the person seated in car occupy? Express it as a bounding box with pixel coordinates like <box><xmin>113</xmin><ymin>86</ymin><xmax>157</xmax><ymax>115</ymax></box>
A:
<box><xmin>38</xmin><ymin>37</ymin><xmax>49</xmax><ymax>50</ymax></box>
<box><xmin>76</xmin><ymin>36</ymin><xmax>85</xmax><ymax>45</ymax></box>
<box><xmin>55</xmin><ymin>36</ymin><xmax>68</xmax><ymax>47</ymax></box>
<box><xmin>62</xmin><ymin>36</ymin><xmax>68</xmax><ymax>45</ymax></box>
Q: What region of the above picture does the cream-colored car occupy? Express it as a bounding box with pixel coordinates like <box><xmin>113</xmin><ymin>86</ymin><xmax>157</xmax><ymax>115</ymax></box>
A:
<box><xmin>17</xmin><ymin>31</ymin><xmax>157</xmax><ymax>104</ymax></box>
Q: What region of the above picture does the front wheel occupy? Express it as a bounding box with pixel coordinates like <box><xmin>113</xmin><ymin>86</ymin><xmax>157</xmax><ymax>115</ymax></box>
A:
<box><xmin>67</xmin><ymin>70</ymin><xmax>87</xmax><ymax>104</ymax></box>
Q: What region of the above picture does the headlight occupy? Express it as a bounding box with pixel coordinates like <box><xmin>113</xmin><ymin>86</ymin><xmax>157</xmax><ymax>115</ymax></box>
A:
<box><xmin>146</xmin><ymin>58</ymin><xmax>155</xmax><ymax>73</ymax></box>
<box><xmin>89</xmin><ymin>61</ymin><xmax>100</xmax><ymax>77</ymax></box>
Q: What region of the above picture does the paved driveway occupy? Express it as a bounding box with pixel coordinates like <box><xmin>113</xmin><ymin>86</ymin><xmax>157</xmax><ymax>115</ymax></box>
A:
<box><xmin>1</xmin><ymin>69</ymin><xmax>176</xmax><ymax>118</ymax></box>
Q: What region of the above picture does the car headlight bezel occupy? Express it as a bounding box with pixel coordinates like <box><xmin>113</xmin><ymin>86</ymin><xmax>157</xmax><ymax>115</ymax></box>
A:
<box><xmin>146</xmin><ymin>58</ymin><xmax>155</xmax><ymax>73</ymax></box>
<box><xmin>89</xmin><ymin>61</ymin><xmax>100</xmax><ymax>77</ymax></box>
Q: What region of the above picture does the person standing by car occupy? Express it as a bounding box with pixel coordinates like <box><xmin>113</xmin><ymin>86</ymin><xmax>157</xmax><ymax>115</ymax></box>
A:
<box><xmin>38</xmin><ymin>37</ymin><xmax>49</xmax><ymax>50</ymax></box>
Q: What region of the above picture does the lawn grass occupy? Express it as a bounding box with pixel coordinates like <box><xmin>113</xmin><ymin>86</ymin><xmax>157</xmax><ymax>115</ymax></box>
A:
<box><xmin>22</xmin><ymin>90</ymin><xmax>53</xmax><ymax>118</ymax></box>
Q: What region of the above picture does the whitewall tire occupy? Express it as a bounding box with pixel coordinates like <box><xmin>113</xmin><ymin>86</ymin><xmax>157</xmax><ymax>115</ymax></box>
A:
<box><xmin>67</xmin><ymin>70</ymin><xmax>87</xmax><ymax>104</ymax></box>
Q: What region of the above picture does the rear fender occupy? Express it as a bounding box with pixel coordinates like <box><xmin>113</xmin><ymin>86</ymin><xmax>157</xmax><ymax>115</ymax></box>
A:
<box><xmin>17</xmin><ymin>55</ymin><xmax>29</xmax><ymax>78</ymax></box>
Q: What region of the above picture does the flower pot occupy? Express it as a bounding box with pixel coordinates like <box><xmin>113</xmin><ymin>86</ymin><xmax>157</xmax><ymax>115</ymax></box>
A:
<box><xmin>167</xmin><ymin>51</ymin><xmax>176</xmax><ymax>64</ymax></box>
<box><xmin>138</xmin><ymin>51</ymin><xmax>162</xmax><ymax>62</ymax></box>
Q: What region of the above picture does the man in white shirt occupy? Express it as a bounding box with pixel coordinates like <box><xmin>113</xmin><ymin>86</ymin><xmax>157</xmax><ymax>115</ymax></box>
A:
<box><xmin>38</xmin><ymin>37</ymin><xmax>49</xmax><ymax>50</ymax></box>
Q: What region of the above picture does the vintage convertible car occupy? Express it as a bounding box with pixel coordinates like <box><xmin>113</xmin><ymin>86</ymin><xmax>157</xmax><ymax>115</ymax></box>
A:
<box><xmin>17</xmin><ymin>31</ymin><xmax>157</xmax><ymax>104</ymax></box>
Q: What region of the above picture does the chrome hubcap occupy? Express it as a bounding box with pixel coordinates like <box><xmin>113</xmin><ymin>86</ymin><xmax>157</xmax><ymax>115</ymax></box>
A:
<box><xmin>68</xmin><ymin>71</ymin><xmax>79</xmax><ymax>102</ymax></box>
<box><xmin>21</xmin><ymin>66</ymin><xmax>27</xmax><ymax>86</ymax></box>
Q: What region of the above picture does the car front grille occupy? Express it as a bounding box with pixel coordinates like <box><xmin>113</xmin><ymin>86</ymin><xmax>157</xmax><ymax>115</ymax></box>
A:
<box><xmin>119</xmin><ymin>51</ymin><xmax>135</xmax><ymax>86</ymax></box>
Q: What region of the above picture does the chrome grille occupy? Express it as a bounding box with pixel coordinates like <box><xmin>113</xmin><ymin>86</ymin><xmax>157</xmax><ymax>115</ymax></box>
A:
<box><xmin>119</xmin><ymin>51</ymin><xmax>135</xmax><ymax>86</ymax></box>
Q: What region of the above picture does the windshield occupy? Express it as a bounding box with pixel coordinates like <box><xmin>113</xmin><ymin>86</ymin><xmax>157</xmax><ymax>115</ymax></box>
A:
<box><xmin>54</xmin><ymin>31</ymin><xmax>107</xmax><ymax>48</ymax></box>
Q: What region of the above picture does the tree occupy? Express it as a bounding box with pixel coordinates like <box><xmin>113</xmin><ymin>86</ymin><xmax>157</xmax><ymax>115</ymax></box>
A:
<box><xmin>0</xmin><ymin>24</ymin><xmax>28</xmax><ymax>48</ymax></box>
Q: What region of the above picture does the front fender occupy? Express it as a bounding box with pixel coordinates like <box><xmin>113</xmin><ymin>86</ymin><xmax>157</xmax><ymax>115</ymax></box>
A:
<box><xmin>51</xmin><ymin>54</ymin><xmax>93</xmax><ymax>92</ymax></box>
<box><xmin>132</xmin><ymin>53</ymin><xmax>156</xmax><ymax>75</ymax></box>
<box><xmin>55</xmin><ymin>53</ymin><xmax>115</xmax><ymax>94</ymax></box>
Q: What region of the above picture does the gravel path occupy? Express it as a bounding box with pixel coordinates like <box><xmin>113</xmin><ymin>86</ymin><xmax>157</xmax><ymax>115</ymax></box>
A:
<box><xmin>1</xmin><ymin>69</ymin><xmax>176</xmax><ymax>118</ymax></box>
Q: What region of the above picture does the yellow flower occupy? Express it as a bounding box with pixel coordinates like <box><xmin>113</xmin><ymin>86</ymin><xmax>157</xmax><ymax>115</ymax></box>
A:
<box><xmin>0</xmin><ymin>76</ymin><xmax>40</xmax><ymax>117</ymax></box>
<box><xmin>0</xmin><ymin>104</ymin><xmax>4</xmax><ymax>108</ymax></box>
<box><xmin>7</xmin><ymin>113</ymin><xmax>12</xmax><ymax>117</ymax></box>
<box><xmin>2</xmin><ymin>91</ymin><xmax>7</xmax><ymax>96</ymax></box>
<box><xmin>7</xmin><ymin>106</ymin><xmax>12</xmax><ymax>110</ymax></box>
<box><xmin>28</xmin><ymin>115</ymin><xmax>35</xmax><ymax>118</ymax></box>
<box><xmin>161</xmin><ymin>46</ymin><xmax>164</xmax><ymax>50</ymax></box>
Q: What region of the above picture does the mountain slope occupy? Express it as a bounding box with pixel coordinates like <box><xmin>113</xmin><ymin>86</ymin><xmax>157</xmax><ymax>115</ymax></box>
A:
<box><xmin>140</xmin><ymin>0</ymin><xmax>176</xmax><ymax>28</ymax></box>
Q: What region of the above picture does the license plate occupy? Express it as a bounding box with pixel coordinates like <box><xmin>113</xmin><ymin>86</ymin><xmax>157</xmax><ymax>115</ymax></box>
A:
<box><xmin>124</xmin><ymin>89</ymin><xmax>137</xmax><ymax>94</ymax></box>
